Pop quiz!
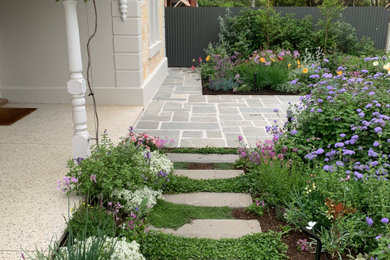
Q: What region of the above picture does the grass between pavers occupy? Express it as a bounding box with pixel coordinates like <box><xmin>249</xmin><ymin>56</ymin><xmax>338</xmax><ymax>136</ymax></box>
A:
<box><xmin>148</xmin><ymin>200</ymin><xmax>233</xmax><ymax>229</ymax></box>
<box><xmin>163</xmin><ymin>147</ymin><xmax>238</xmax><ymax>154</ymax></box>
<box><xmin>164</xmin><ymin>174</ymin><xmax>255</xmax><ymax>194</ymax></box>
<box><xmin>139</xmin><ymin>231</ymin><xmax>288</xmax><ymax>260</ymax></box>
<box><xmin>173</xmin><ymin>162</ymin><xmax>236</xmax><ymax>170</ymax></box>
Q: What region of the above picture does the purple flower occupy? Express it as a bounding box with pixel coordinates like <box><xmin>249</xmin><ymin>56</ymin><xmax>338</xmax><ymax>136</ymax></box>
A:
<box><xmin>368</xmin><ymin>91</ymin><xmax>376</xmax><ymax>96</ymax></box>
<box><xmin>336</xmin><ymin>161</ymin><xmax>345</xmax><ymax>167</ymax></box>
<box><xmin>362</xmin><ymin>69</ymin><xmax>369</xmax><ymax>73</ymax></box>
<box><xmin>368</xmin><ymin>148</ymin><xmax>378</xmax><ymax>157</ymax></box>
<box><xmin>343</xmin><ymin>150</ymin><xmax>355</xmax><ymax>156</ymax></box>
<box><xmin>365</xmin><ymin>104</ymin><xmax>373</xmax><ymax>108</ymax></box>
<box><xmin>273</xmin><ymin>108</ymin><xmax>279</xmax><ymax>113</ymax></box>
<box><xmin>374</xmin><ymin>127</ymin><xmax>382</xmax><ymax>134</ymax></box>
<box><xmin>381</xmin><ymin>218</ymin><xmax>389</xmax><ymax>224</ymax></box>
<box><xmin>71</xmin><ymin>177</ymin><xmax>78</xmax><ymax>183</ymax></box>
<box><xmin>340</xmin><ymin>133</ymin><xmax>346</xmax><ymax>138</ymax></box>
<box><xmin>358</xmin><ymin>112</ymin><xmax>365</xmax><ymax>117</ymax></box>
<box><xmin>290</xmin><ymin>79</ymin><xmax>298</xmax><ymax>85</ymax></box>
<box><xmin>238</xmin><ymin>136</ymin><xmax>243</xmax><ymax>141</ymax></box>
<box><xmin>354</xmin><ymin>172</ymin><xmax>364</xmax><ymax>179</ymax></box>
<box><xmin>373</xmin><ymin>141</ymin><xmax>380</xmax><ymax>147</ymax></box>
<box><xmin>335</xmin><ymin>142</ymin><xmax>344</xmax><ymax>148</ymax></box>
<box><xmin>323</xmin><ymin>58</ymin><xmax>329</xmax><ymax>63</ymax></box>
<box><xmin>366</xmin><ymin>217</ymin><xmax>374</xmax><ymax>226</ymax></box>
<box><xmin>376</xmin><ymin>235</ymin><xmax>382</xmax><ymax>240</ymax></box>
<box><xmin>317</xmin><ymin>109</ymin><xmax>322</xmax><ymax>112</ymax></box>
<box><xmin>290</xmin><ymin>130</ymin><xmax>298</xmax><ymax>136</ymax></box>
<box><xmin>315</xmin><ymin>148</ymin><xmax>324</xmax><ymax>155</ymax></box>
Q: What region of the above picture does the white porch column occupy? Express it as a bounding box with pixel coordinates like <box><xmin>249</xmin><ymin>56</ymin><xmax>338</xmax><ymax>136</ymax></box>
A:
<box><xmin>63</xmin><ymin>0</ymin><xmax>90</xmax><ymax>159</ymax></box>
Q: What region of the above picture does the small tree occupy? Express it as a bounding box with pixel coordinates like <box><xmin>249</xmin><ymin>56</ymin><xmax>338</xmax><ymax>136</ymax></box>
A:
<box><xmin>318</xmin><ymin>0</ymin><xmax>345</xmax><ymax>53</ymax></box>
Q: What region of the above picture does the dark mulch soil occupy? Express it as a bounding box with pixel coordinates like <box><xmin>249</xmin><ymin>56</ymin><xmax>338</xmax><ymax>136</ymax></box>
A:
<box><xmin>201</xmin><ymin>79</ymin><xmax>300</xmax><ymax>96</ymax></box>
<box><xmin>233</xmin><ymin>208</ymin><xmax>327</xmax><ymax>260</ymax></box>
<box><xmin>187</xmin><ymin>163</ymin><xmax>215</xmax><ymax>170</ymax></box>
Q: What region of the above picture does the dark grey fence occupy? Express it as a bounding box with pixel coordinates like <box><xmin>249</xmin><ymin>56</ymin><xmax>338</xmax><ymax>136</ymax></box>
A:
<box><xmin>165</xmin><ymin>7</ymin><xmax>390</xmax><ymax>67</ymax></box>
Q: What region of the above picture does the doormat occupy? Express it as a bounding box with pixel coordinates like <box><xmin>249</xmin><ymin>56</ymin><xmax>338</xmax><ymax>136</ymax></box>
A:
<box><xmin>0</xmin><ymin>107</ymin><xmax>37</xmax><ymax>126</ymax></box>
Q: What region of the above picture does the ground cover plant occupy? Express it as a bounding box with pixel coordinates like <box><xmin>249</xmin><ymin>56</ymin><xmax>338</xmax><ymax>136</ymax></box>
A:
<box><xmin>139</xmin><ymin>231</ymin><xmax>287</xmax><ymax>260</ymax></box>
<box><xmin>148</xmin><ymin>200</ymin><xmax>233</xmax><ymax>229</ymax></box>
<box><xmin>235</xmin><ymin>54</ymin><xmax>390</xmax><ymax>258</ymax></box>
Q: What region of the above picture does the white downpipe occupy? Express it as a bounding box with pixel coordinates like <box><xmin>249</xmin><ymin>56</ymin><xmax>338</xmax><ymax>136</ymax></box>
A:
<box><xmin>63</xmin><ymin>0</ymin><xmax>90</xmax><ymax>159</ymax></box>
<box><xmin>386</xmin><ymin>22</ymin><xmax>390</xmax><ymax>54</ymax></box>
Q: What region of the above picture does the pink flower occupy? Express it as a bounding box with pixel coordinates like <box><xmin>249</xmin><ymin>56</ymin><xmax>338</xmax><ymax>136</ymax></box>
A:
<box><xmin>90</xmin><ymin>174</ymin><xmax>97</xmax><ymax>183</ymax></box>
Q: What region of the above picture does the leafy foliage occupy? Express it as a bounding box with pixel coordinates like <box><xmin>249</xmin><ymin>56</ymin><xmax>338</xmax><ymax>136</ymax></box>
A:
<box><xmin>139</xmin><ymin>231</ymin><xmax>288</xmax><ymax>259</ymax></box>
<box><xmin>148</xmin><ymin>200</ymin><xmax>233</xmax><ymax>229</ymax></box>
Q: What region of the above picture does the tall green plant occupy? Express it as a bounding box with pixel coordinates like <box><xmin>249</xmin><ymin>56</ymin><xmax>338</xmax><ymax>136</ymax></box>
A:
<box><xmin>318</xmin><ymin>0</ymin><xmax>345</xmax><ymax>53</ymax></box>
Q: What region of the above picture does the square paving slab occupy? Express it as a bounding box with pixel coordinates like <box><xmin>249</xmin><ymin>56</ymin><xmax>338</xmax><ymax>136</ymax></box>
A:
<box><xmin>134</xmin><ymin>68</ymin><xmax>301</xmax><ymax>148</ymax></box>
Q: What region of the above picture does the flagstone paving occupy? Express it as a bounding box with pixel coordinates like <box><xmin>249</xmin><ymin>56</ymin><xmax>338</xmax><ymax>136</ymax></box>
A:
<box><xmin>134</xmin><ymin>68</ymin><xmax>301</xmax><ymax>147</ymax></box>
<box><xmin>166</xmin><ymin>153</ymin><xmax>239</xmax><ymax>163</ymax></box>
<box><xmin>173</xmin><ymin>169</ymin><xmax>243</xmax><ymax>180</ymax></box>
<box><xmin>148</xmin><ymin>219</ymin><xmax>261</xmax><ymax>239</ymax></box>
<box><xmin>163</xmin><ymin>192</ymin><xmax>253</xmax><ymax>208</ymax></box>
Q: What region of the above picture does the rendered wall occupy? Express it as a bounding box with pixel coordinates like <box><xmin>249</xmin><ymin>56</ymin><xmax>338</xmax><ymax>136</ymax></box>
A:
<box><xmin>0</xmin><ymin>0</ymin><xmax>167</xmax><ymax>105</ymax></box>
<box><xmin>0</xmin><ymin>0</ymin><xmax>117</xmax><ymax>104</ymax></box>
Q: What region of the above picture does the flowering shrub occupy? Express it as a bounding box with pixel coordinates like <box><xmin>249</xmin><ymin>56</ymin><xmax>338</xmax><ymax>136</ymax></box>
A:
<box><xmin>260</xmin><ymin>57</ymin><xmax>390</xmax><ymax>255</ymax></box>
<box><xmin>112</xmin><ymin>187</ymin><xmax>162</xmax><ymax>214</ymax></box>
<box><xmin>65</xmin><ymin>132</ymin><xmax>172</xmax><ymax>199</ymax></box>
<box><xmin>245</xmin><ymin>199</ymin><xmax>266</xmax><ymax>217</ymax></box>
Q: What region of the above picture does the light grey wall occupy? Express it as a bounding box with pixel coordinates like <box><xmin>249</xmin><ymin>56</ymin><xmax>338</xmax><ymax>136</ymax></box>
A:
<box><xmin>0</xmin><ymin>0</ymin><xmax>115</xmax><ymax>100</ymax></box>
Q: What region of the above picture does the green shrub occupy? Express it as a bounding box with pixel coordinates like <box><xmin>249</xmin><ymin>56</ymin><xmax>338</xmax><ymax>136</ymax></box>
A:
<box><xmin>249</xmin><ymin>160</ymin><xmax>306</xmax><ymax>206</ymax></box>
<box><xmin>68</xmin><ymin>204</ymin><xmax>116</xmax><ymax>240</ymax></box>
<box><xmin>238</xmin><ymin>63</ymin><xmax>290</xmax><ymax>91</ymax></box>
<box><xmin>65</xmin><ymin>133</ymin><xmax>172</xmax><ymax>199</ymax></box>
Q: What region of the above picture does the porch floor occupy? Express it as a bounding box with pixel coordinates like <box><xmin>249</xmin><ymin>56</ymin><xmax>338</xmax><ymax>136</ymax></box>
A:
<box><xmin>0</xmin><ymin>103</ymin><xmax>142</xmax><ymax>259</ymax></box>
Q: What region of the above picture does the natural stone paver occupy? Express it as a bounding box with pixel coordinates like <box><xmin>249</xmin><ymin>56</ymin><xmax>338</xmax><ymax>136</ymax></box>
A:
<box><xmin>174</xmin><ymin>169</ymin><xmax>243</xmax><ymax>180</ymax></box>
<box><xmin>180</xmin><ymin>139</ymin><xmax>226</xmax><ymax>148</ymax></box>
<box><xmin>163</xmin><ymin>192</ymin><xmax>252</xmax><ymax>207</ymax></box>
<box><xmin>133</xmin><ymin>68</ymin><xmax>300</xmax><ymax>147</ymax></box>
<box><xmin>166</xmin><ymin>153</ymin><xmax>239</xmax><ymax>163</ymax></box>
<box><xmin>182</xmin><ymin>131</ymin><xmax>203</xmax><ymax>138</ymax></box>
<box><xmin>148</xmin><ymin>219</ymin><xmax>261</xmax><ymax>239</ymax></box>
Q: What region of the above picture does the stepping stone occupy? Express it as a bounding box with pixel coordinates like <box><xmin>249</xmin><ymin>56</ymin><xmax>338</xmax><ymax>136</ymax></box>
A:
<box><xmin>163</xmin><ymin>192</ymin><xmax>252</xmax><ymax>208</ymax></box>
<box><xmin>166</xmin><ymin>153</ymin><xmax>239</xmax><ymax>163</ymax></box>
<box><xmin>148</xmin><ymin>219</ymin><xmax>261</xmax><ymax>239</ymax></box>
<box><xmin>174</xmin><ymin>169</ymin><xmax>243</xmax><ymax>180</ymax></box>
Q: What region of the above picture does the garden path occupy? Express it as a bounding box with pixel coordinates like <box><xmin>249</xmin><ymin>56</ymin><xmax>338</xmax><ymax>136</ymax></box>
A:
<box><xmin>134</xmin><ymin>68</ymin><xmax>301</xmax><ymax>148</ymax></box>
<box><xmin>149</xmin><ymin>153</ymin><xmax>262</xmax><ymax>239</ymax></box>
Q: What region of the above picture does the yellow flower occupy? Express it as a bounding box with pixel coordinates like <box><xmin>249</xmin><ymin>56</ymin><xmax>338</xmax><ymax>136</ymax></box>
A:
<box><xmin>302</xmin><ymin>68</ymin><xmax>308</xmax><ymax>73</ymax></box>
<box><xmin>260</xmin><ymin>57</ymin><xmax>266</xmax><ymax>63</ymax></box>
<box><xmin>337</xmin><ymin>70</ymin><xmax>343</xmax><ymax>75</ymax></box>
<box><xmin>206</xmin><ymin>55</ymin><xmax>210</xmax><ymax>62</ymax></box>
<box><xmin>271</xmin><ymin>58</ymin><xmax>275</xmax><ymax>62</ymax></box>
<box><xmin>288</xmin><ymin>63</ymin><xmax>291</xmax><ymax>68</ymax></box>
<box><xmin>298</xmin><ymin>65</ymin><xmax>303</xmax><ymax>68</ymax></box>
<box><xmin>297</xmin><ymin>60</ymin><xmax>300</xmax><ymax>65</ymax></box>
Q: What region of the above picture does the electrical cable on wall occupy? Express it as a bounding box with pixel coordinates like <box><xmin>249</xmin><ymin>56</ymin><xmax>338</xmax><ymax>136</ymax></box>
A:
<box><xmin>86</xmin><ymin>0</ymin><xmax>100</xmax><ymax>147</ymax></box>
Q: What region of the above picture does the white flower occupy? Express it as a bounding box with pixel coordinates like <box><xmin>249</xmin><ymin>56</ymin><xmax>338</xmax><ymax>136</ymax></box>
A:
<box><xmin>112</xmin><ymin>186</ymin><xmax>162</xmax><ymax>213</ymax></box>
<box><xmin>149</xmin><ymin>150</ymin><xmax>173</xmax><ymax>174</ymax></box>
<box><xmin>373</xmin><ymin>61</ymin><xmax>379</xmax><ymax>66</ymax></box>
<box><xmin>383</xmin><ymin>63</ymin><xmax>390</xmax><ymax>70</ymax></box>
<box><xmin>306</xmin><ymin>221</ymin><xmax>317</xmax><ymax>230</ymax></box>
